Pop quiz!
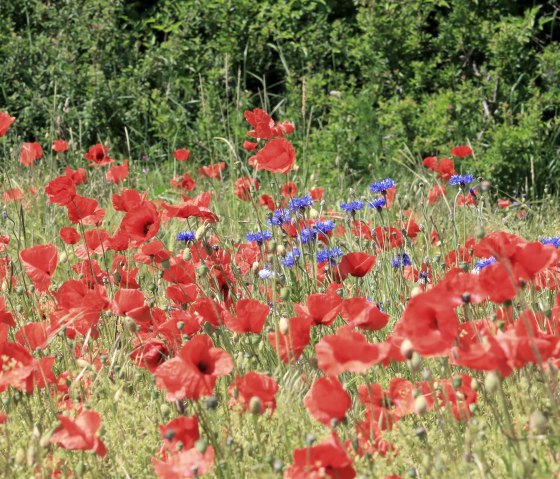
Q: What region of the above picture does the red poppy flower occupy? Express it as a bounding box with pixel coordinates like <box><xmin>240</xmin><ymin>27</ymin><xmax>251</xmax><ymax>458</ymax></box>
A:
<box><xmin>46</xmin><ymin>175</ymin><xmax>77</xmax><ymax>206</ymax></box>
<box><xmin>316</xmin><ymin>327</ymin><xmax>390</xmax><ymax>376</ymax></box>
<box><xmin>0</xmin><ymin>112</ymin><xmax>16</xmax><ymax>137</ymax></box>
<box><xmin>296</xmin><ymin>283</ymin><xmax>342</xmax><ymax>326</ymax></box>
<box><xmin>248</xmin><ymin>137</ymin><xmax>295</xmax><ymax>174</ymax></box>
<box><xmin>428</xmin><ymin>183</ymin><xmax>446</xmax><ymax>204</ymax></box>
<box><xmin>259</xmin><ymin>194</ymin><xmax>276</xmax><ymax>211</ymax></box>
<box><xmin>304</xmin><ymin>377</ymin><xmax>351</xmax><ymax>426</ymax></box>
<box><xmin>119</xmin><ymin>201</ymin><xmax>160</xmax><ymax>244</ymax></box>
<box><xmin>131</xmin><ymin>338</ymin><xmax>170</xmax><ymax>372</ymax></box>
<box><xmin>66</xmin><ymin>195</ymin><xmax>104</xmax><ymax>226</ymax></box>
<box><xmin>50</xmin><ymin>410</ymin><xmax>106</xmax><ymax>456</ymax></box>
<box><xmin>223</xmin><ymin>298</ymin><xmax>269</xmax><ymax>334</ymax></box>
<box><xmin>0</xmin><ymin>298</ymin><xmax>14</xmax><ymax>327</ymax></box>
<box><xmin>84</xmin><ymin>144</ymin><xmax>113</xmax><ymax>166</ymax></box>
<box><xmin>170</xmin><ymin>172</ymin><xmax>196</xmax><ymax>191</ymax></box>
<box><xmin>155</xmin><ymin>334</ymin><xmax>233</xmax><ymax>400</ymax></box>
<box><xmin>20</xmin><ymin>243</ymin><xmax>57</xmax><ymax>291</ymax></box>
<box><xmin>106</xmin><ymin>161</ymin><xmax>129</xmax><ymax>184</ymax></box>
<box><xmin>159</xmin><ymin>416</ymin><xmax>199</xmax><ymax>451</ymax></box>
<box><xmin>228</xmin><ymin>372</ymin><xmax>279</xmax><ymax>414</ymax></box>
<box><xmin>234</xmin><ymin>177</ymin><xmax>260</xmax><ymax>201</ymax></box>
<box><xmin>338</xmin><ymin>252</ymin><xmax>376</xmax><ymax>279</ymax></box>
<box><xmin>244</xmin><ymin>108</ymin><xmax>276</xmax><ymax>139</ymax></box>
<box><xmin>498</xmin><ymin>199</ymin><xmax>511</xmax><ymax>208</ymax></box>
<box><xmin>2</xmin><ymin>188</ymin><xmax>24</xmax><ymax>202</ymax></box>
<box><xmin>19</xmin><ymin>142</ymin><xmax>43</xmax><ymax>167</ymax></box>
<box><xmin>65</xmin><ymin>166</ymin><xmax>87</xmax><ymax>185</ymax></box>
<box><xmin>285</xmin><ymin>433</ymin><xmax>356</xmax><ymax>479</ymax></box>
<box><xmin>339</xmin><ymin>297</ymin><xmax>389</xmax><ymax>331</ymax></box>
<box><xmin>152</xmin><ymin>446</ymin><xmax>215</xmax><ymax>479</ymax></box>
<box><xmin>198</xmin><ymin>162</ymin><xmax>225</xmax><ymax>180</ymax></box>
<box><xmin>59</xmin><ymin>227</ymin><xmax>81</xmax><ymax>245</ymax></box>
<box><xmin>173</xmin><ymin>148</ymin><xmax>190</xmax><ymax>161</ymax></box>
<box><xmin>268</xmin><ymin>316</ymin><xmax>312</xmax><ymax>363</ymax></box>
<box><xmin>112</xmin><ymin>288</ymin><xmax>152</xmax><ymax>327</ymax></box>
<box><xmin>52</xmin><ymin>140</ymin><xmax>68</xmax><ymax>152</ymax></box>
<box><xmin>243</xmin><ymin>140</ymin><xmax>258</xmax><ymax>151</ymax></box>
<box><xmin>281</xmin><ymin>182</ymin><xmax>298</xmax><ymax>198</ymax></box>
<box><xmin>450</xmin><ymin>145</ymin><xmax>473</xmax><ymax>158</ymax></box>
<box><xmin>15</xmin><ymin>322</ymin><xmax>49</xmax><ymax>351</ymax></box>
<box><xmin>310</xmin><ymin>187</ymin><xmax>324</xmax><ymax>200</ymax></box>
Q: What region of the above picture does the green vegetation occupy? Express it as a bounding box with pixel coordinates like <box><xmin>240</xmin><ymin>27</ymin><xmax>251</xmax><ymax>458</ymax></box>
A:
<box><xmin>2</xmin><ymin>0</ymin><xmax>560</xmax><ymax>192</ymax></box>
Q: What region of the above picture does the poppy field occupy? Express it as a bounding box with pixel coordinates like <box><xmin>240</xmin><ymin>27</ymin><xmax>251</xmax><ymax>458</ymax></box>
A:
<box><xmin>0</xmin><ymin>108</ymin><xmax>559</xmax><ymax>479</ymax></box>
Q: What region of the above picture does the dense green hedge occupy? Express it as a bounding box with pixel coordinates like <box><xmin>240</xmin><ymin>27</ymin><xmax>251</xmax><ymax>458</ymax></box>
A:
<box><xmin>1</xmin><ymin>0</ymin><xmax>560</xmax><ymax>193</ymax></box>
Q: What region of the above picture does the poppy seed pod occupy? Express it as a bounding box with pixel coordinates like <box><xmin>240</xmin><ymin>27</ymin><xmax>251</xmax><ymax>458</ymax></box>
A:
<box><xmin>279</xmin><ymin>317</ymin><xmax>289</xmax><ymax>335</ymax></box>
<box><xmin>249</xmin><ymin>396</ymin><xmax>263</xmax><ymax>415</ymax></box>
<box><xmin>529</xmin><ymin>411</ymin><xmax>548</xmax><ymax>434</ymax></box>
<box><xmin>484</xmin><ymin>372</ymin><xmax>501</xmax><ymax>394</ymax></box>
<box><xmin>182</xmin><ymin>248</ymin><xmax>192</xmax><ymax>261</ymax></box>
<box><xmin>400</xmin><ymin>339</ymin><xmax>414</xmax><ymax>360</ymax></box>
<box><xmin>414</xmin><ymin>395</ymin><xmax>428</xmax><ymax>415</ymax></box>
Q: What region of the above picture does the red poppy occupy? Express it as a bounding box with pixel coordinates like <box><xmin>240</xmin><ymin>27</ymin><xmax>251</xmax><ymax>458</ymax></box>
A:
<box><xmin>223</xmin><ymin>298</ymin><xmax>269</xmax><ymax>334</ymax></box>
<box><xmin>228</xmin><ymin>372</ymin><xmax>279</xmax><ymax>414</ymax></box>
<box><xmin>15</xmin><ymin>322</ymin><xmax>49</xmax><ymax>351</ymax></box>
<box><xmin>45</xmin><ymin>175</ymin><xmax>76</xmax><ymax>206</ymax></box>
<box><xmin>2</xmin><ymin>188</ymin><xmax>23</xmax><ymax>202</ymax></box>
<box><xmin>66</xmin><ymin>195</ymin><xmax>105</xmax><ymax>226</ymax></box>
<box><xmin>131</xmin><ymin>338</ymin><xmax>170</xmax><ymax>373</ymax></box>
<box><xmin>316</xmin><ymin>327</ymin><xmax>390</xmax><ymax>376</ymax></box>
<box><xmin>198</xmin><ymin>162</ymin><xmax>225</xmax><ymax>180</ymax></box>
<box><xmin>296</xmin><ymin>282</ymin><xmax>342</xmax><ymax>326</ymax></box>
<box><xmin>50</xmin><ymin>410</ymin><xmax>106</xmax><ymax>456</ymax></box>
<box><xmin>338</xmin><ymin>252</ymin><xmax>376</xmax><ymax>279</ymax></box>
<box><xmin>106</xmin><ymin>161</ymin><xmax>129</xmax><ymax>184</ymax></box>
<box><xmin>112</xmin><ymin>288</ymin><xmax>152</xmax><ymax>327</ymax></box>
<box><xmin>170</xmin><ymin>172</ymin><xmax>196</xmax><ymax>191</ymax></box>
<box><xmin>450</xmin><ymin>145</ymin><xmax>473</xmax><ymax>158</ymax></box>
<box><xmin>428</xmin><ymin>183</ymin><xmax>446</xmax><ymax>204</ymax></box>
<box><xmin>0</xmin><ymin>112</ymin><xmax>16</xmax><ymax>137</ymax></box>
<box><xmin>20</xmin><ymin>243</ymin><xmax>57</xmax><ymax>291</ymax></box>
<box><xmin>498</xmin><ymin>199</ymin><xmax>511</xmax><ymax>208</ymax></box>
<box><xmin>119</xmin><ymin>201</ymin><xmax>160</xmax><ymax>244</ymax></box>
<box><xmin>244</xmin><ymin>108</ymin><xmax>276</xmax><ymax>139</ymax></box>
<box><xmin>0</xmin><ymin>298</ymin><xmax>14</xmax><ymax>327</ymax></box>
<box><xmin>59</xmin><ymin>227</ymin><xmax>81</xmax><ymax>245</ymax></box>
<box><xmin>84</xmin><ymin>144</ymin><xmax>113</xmax><ymax>166</ymax></box>
<box><xmin>243</xmin><ymin>140</ymin><xmax>258</xmax><ymax>151</ymax></box>
<box><xmin>234</xmin><ymin>177</ymin><xmax>260</xmax><ymax>201</ymax></box>
<box><xmin>304</xmin><ymin>377</ymin><xmax>351</xmax><ymax>426</ymax></box>
<box><xmin>173</xmin><ymin>148</ymin><xmax>190</xmax><ymax>161</ymax></box>
<box><xmin>309</xmin><ymin>188</ymin><xmax>324</xmax><ymax>201</ymax></box>
<box><xmin>281</xmin><ymin>182</ymin><xmax>298</xmax><ymax>198</ymax></box>
<box><xmin>65</xmin><ymin>166</ymin><xmax>87</xmax><ymax>185</ymax></box>
<box><xmin>268</xmin><ymin>316</ymin><xmax>312</xmax><ymax>363</ymax></box>
<box><xmin>155</xmin><ymin>334</ymin><xmax>233</xmax><ymax>400</ymax></box>
<box><xmin>52</xmin><ymin>140</ymin><xmax>68</xmax><ymax>152</ymax></box>
<box><xmin>159</xmin><ymin>416</ymin><xmax>199</xmax><ymax>451</ymax></box>
<box><xmin>339</xmin><ymin>297</ymin><xmax>389</xmax><ymax>331</ymax></box>
<box><xmin>152</xmin><ymin>446</ymin><xmax>215</xmax><ymax>479</ymax></box>
<box><xmin>285</xmin><ymin>433</ymin><xmax>356</xmax><ymax>479</ymax></box>
<box><xmin>248</xmin><ymin>137</ymin><xmax>295</xmax><ymax>174</ymax></box>
<box><xmin>19</xmin><ymin>142</ymin><xmax>43</xmax><ymax>167</ymax></box>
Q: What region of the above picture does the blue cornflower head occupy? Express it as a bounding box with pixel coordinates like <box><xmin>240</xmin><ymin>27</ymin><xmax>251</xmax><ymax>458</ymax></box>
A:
<box><xmin>288</xmin><ymin>195</ymin><xmax>314</xmax><ymax>211</ymax></box>
<box><xmin>281</xmin><ymin>248</ymin><xmax>302</xmax><ymax>268</ymax></box>
<box><xmin>340</xmin><ymin>200</ymin><xmax>364</xmax><ymax>213</ymax></box>
<box><xmin>369</xmin><ymin>178</ymin><xmax>395</xmax><ymax>194</ymax></box>
<box><xmin>246</xmin><ymin>230</ymin><xmax>273</xmax><ymax>244</ymax></box>
<box><xmin>298</xmin><ymin>227</ymin><xmax>318</xmax><ymax>244</ymax></box>
<box><xmin>392</xmin><ymin>253</ymin><xmax>412</xmax><ymax>268</ymax></box>
<box><xmin>258</xmin><ymin>267</ymin><xmax>275</xmax><ymax>279</ymax></box>
<box><xmin>316</xmin><ymin>247</ymin><xmax>344</xmax><ymax>265</ymax></box>
<box><xmin>267</xmin><ymin>209</ymin><xmax>292</xmax><ymax>227</ymax></box>
<box><xmin>368</xmin><ymin>198</ymin><xmax>387</xmax><ymax>210</ymax></box>
<box><xmin>177</xmin><ymin>231</ymin><xmax>196</xmax><ymax>242</ymax></box>
<box><xmin>315</xmin><ymin>220</ymin><xmax>335</xmax><ymax>235</ymax></box>
<box><xmin>541</xmin><ymin>236</ymin><xmax>560</xmax><ymax>248</ymax></box>
<box><xmin>449</xmin><ymin>174</ymin><xmax>475</xmax><ymax>187</ymax></box>
<box><xmin>472</xmin><ymin>256</ymin><xmax>497</xmax><ymax>273</ymax></box>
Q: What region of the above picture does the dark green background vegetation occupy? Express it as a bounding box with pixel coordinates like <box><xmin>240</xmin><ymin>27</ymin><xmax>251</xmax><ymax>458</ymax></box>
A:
<box><xmin>1</xmin><ymin>0</ymin><xmax>560</xmax><ymax>193</ymax></box>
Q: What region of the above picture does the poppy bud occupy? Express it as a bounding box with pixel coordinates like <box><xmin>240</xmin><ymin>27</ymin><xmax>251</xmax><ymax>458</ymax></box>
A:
<box><xmin>273</xmin><ymin>458</ymin><xmax>283</xmax><ymax>472</ymax></box>
<box><xmin>205</xmin><ymin>396</ymin><xmax>218</xmax><ymax>410</ymax></box>
<box><xmin>113</xmin><ymin>271</ymin><xmax>122</xmax><ymax>283</ymax></box>
<box><xmin>249</xmin><ymin>396</ymin><xmax>263</xmax><ymax>415</ymax></box>
<box><xmin>39</xmin><ymin>431</ymin><xmax>52</xmax><ymax>449</ymax></box>
<box><xmin>452</xmin><ymin>376</ymin><xmax>462</xmax><ymax>390</ymax></box>
<box><xmin>14</xmin><ymin>448</ymin><xmax>25</xmax><ymax>465</ymax></box>
<box><xmin>410</xmin><ymin>287</ymin><xmax>423</xmax><ymax>298</ymax></box>
<box><xmin>251</xmin><ymin>261</ymin><xmax>260</xmax><ymax>273</ymax></box>
<box><xmin>280</xmin><ymin>287</ymin><xmax>290</xmax><ymax>300</ymax></box>
<box><xmin>27</xmin><ymin>445</ymin><xmax>37</xmax><ymax>467</ymax></box>
<box><xmin>529</xmin><ymin>411</ymin><xmax>548</xmax><ymax>435</ymax></box>
<box><xmin>160</xmin><ymin>404</ymin><xmax>171</xmax><ymax>418</ymax></box>
<box><xmin>414</xmin><ymin>395</ymin><xmax>428</xmax><ymax>415</ymax></box>
<box><xmin>269</xmin><ymin>241</ymin><xmax>278</xmax><ymax>252</ymax></box>
<box><xmin>305</xmin><ymin>434</ymin><xmax>316</xmax><ymax>446</ymax></box>
<box><xmin>279</xmin><ymin>317</ymin><xmax>289</xmax><ymax>335</ymax></box>
<box><xmin>195</xmin><ymin>438</ymin><xmax>208</xmax><ymax>454</ymax></box>
<box><xmin>415</xmin><ymin>426</ymin><xmax>427</xmax><ymax>439</ymax></box>
<box><xmin>76</xmin><ymin>461</ymin><xmax>86</xmax><ymax>477</ymax></box>
<box><xmin>15</xmin><ymin>285</ymin><xmax>24</xmax><ymax>295</ymax></box>
<box><xmin>177</xmin><ymin>321</ymin><xmax>184</xmax><ymax>331</ymax></box>
<box><xmin>32</xmin><ymin>423</ymin><xmax>42</xmax><ymax>440</ymax></box>
<box><xmin>197</xmin><ymin>265</ymin><xmax>209</xmax><ymax>276</ymax></box>
<box><xmin>459</xmin><ymin>261</ymin><xmax>469</xmax><ymax>272</ymax></box>
<box><xmin>484</xmin><ymin>371</ymin><xmax>500</xmax><ymax>394</ymax></box>
<box><xmin>182</xmin><ymin>248</ymin><xmax>192</xmax><ymax>261</ymax></box>
<box><xmin>59</xmin><ymin>252</ymin><xmax>68</xmax><ymax>264</ymax></box>
<box><xmin>309</xmin><ymin>208</ymin><xmax>319</xmax><ymax>219</ymax></box>
<box><xmin>400</xmin><ymin>339</ymin><xmax>414</xmax><ymax>360</ymax></box>
<box><xmin>471</xmin><ymin>379</ymin><xmax>480</xmax><ymax>391</ymax></box>
<box><xmin>277</xmin><ymin>245</ymin><xmax>286</xmax><ymax>256</ymax></box>
<box><xmin>408</xmin><ymin>352</ymin><xmax>422</xmax><ymax>373</ymax></box>
<box><xmin>124</xmin><ymin>316</ymin><xmax>138</xmax><ymax>333</ymax></box>
<box><xmin>196</xmin><ymin>224</ymin><xmax>209</xmax><ymax>241</ymax></box>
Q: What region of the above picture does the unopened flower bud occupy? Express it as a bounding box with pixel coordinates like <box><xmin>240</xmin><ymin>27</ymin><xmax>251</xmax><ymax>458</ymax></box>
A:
<box><xmin>279</xmin><ymin>317</ymin><xmax>289</xmax><ymax>335</ymax></box>
<box><xmin>484</xmin><ymin>371</ymin><xmax>500</xmax><ymax>394</ymax></box>
<box><xmin>529</xmin><ymin>410</ymin><xmax>548</xmax><ymax>435</ymax></box>
<box><xmin>414</xmin><ymin>395</ymin><xmax>428</xmax><ymax>415</ymax></box>
<box><xmin>400</xmin><ymin>339</ymin><xmax>414</xmax><ymax>360</ymax></box>
<box><xmin>249</xmin><ymin>396</ymin><xmax>262</xmax><ymax>415</ymax></box>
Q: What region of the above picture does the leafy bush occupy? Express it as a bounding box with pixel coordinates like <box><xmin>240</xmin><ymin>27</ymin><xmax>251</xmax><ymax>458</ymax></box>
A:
<box><xmin>1</xmin><ymin>0</ymin><xmax>560</xmax><ymax>193</ymax></box>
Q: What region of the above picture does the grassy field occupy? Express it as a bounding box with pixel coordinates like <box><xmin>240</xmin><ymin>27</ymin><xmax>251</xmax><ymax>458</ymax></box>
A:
<box><xmin>0</xmin><ymin>108</ymin><xmax>559</xmax><ymax>479</ymax></box>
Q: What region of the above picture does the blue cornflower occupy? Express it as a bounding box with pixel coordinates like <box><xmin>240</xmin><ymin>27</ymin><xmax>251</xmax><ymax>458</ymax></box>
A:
<box><xmin>298</xmin><ymin>227</ymin><xmax>318</xmax><ymax>244</ymax></box>
<box><xmin>392</xmin><ymin>253</ymin><xmax>412</xmax><ymax>268</ymax></box>
<box><xmin>541</xmin><ymin>236</ymin><xmax>560</xmax><ymax>248</ymax></box>
<box><xmin>472</xmin><ymin>256</ymin><xmax>497</xmax><ymax>273</ymax></box>
<box><xmin>340</xmin><ymin>200</ymin><xmax>364</xmax><ymax>213</ymax></box>
<box><xmin>449</xmin><ymin>174</ymin><xmax>475</xmax><ymax>187</ymax></box>
<box><xmin>315</xmin><ymin>220</ymin><xmax>335</xmax><ymax>235</ymax></box>
<box><xmin>258</xmin><ymin>267</ymin><xmax>275</xmax><ymax>279</ymax></box>
<box><xmin>369</xmin><ymin>178</ymin><xmax>395</xmax><ymax>194</ymax></box>
<box><xmin>288</xmin><ymin>195</ymin><xmax>314</xmax><ymax>211</ymax></box>
<box><xmin>281</xmin><ymin>248</ymin><xmax>301</xmax><ymax>268</ymax></box>
<box><xmin>177</xmin><ymin>231</ymin><xmax>196</xmax><ymax>242</ymax></box>
<box><xmin>267</xmin><ymin>209</ymin><xmax>292</xmax><ymax>227</ymax></box>
<box><xmin>368</xmin><ymin>198</ymin><xmax>387</xmax><ymax>211</ymax></box>
<box><xmin>316</xmin><ymin>247</ymin><xmax>344</xmax><ymax>265</ymax></box>
<box><xmin>246</xmin><ymin>230</ymin><xmax>273</xmax><ymax>244</ymax></box>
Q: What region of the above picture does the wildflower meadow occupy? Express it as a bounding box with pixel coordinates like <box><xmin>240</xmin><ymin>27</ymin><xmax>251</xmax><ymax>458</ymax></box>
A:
<box><xmin>0</xmin><ymin>103</ymin><xmax>559</xmax><ymax>479</ymax></box>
